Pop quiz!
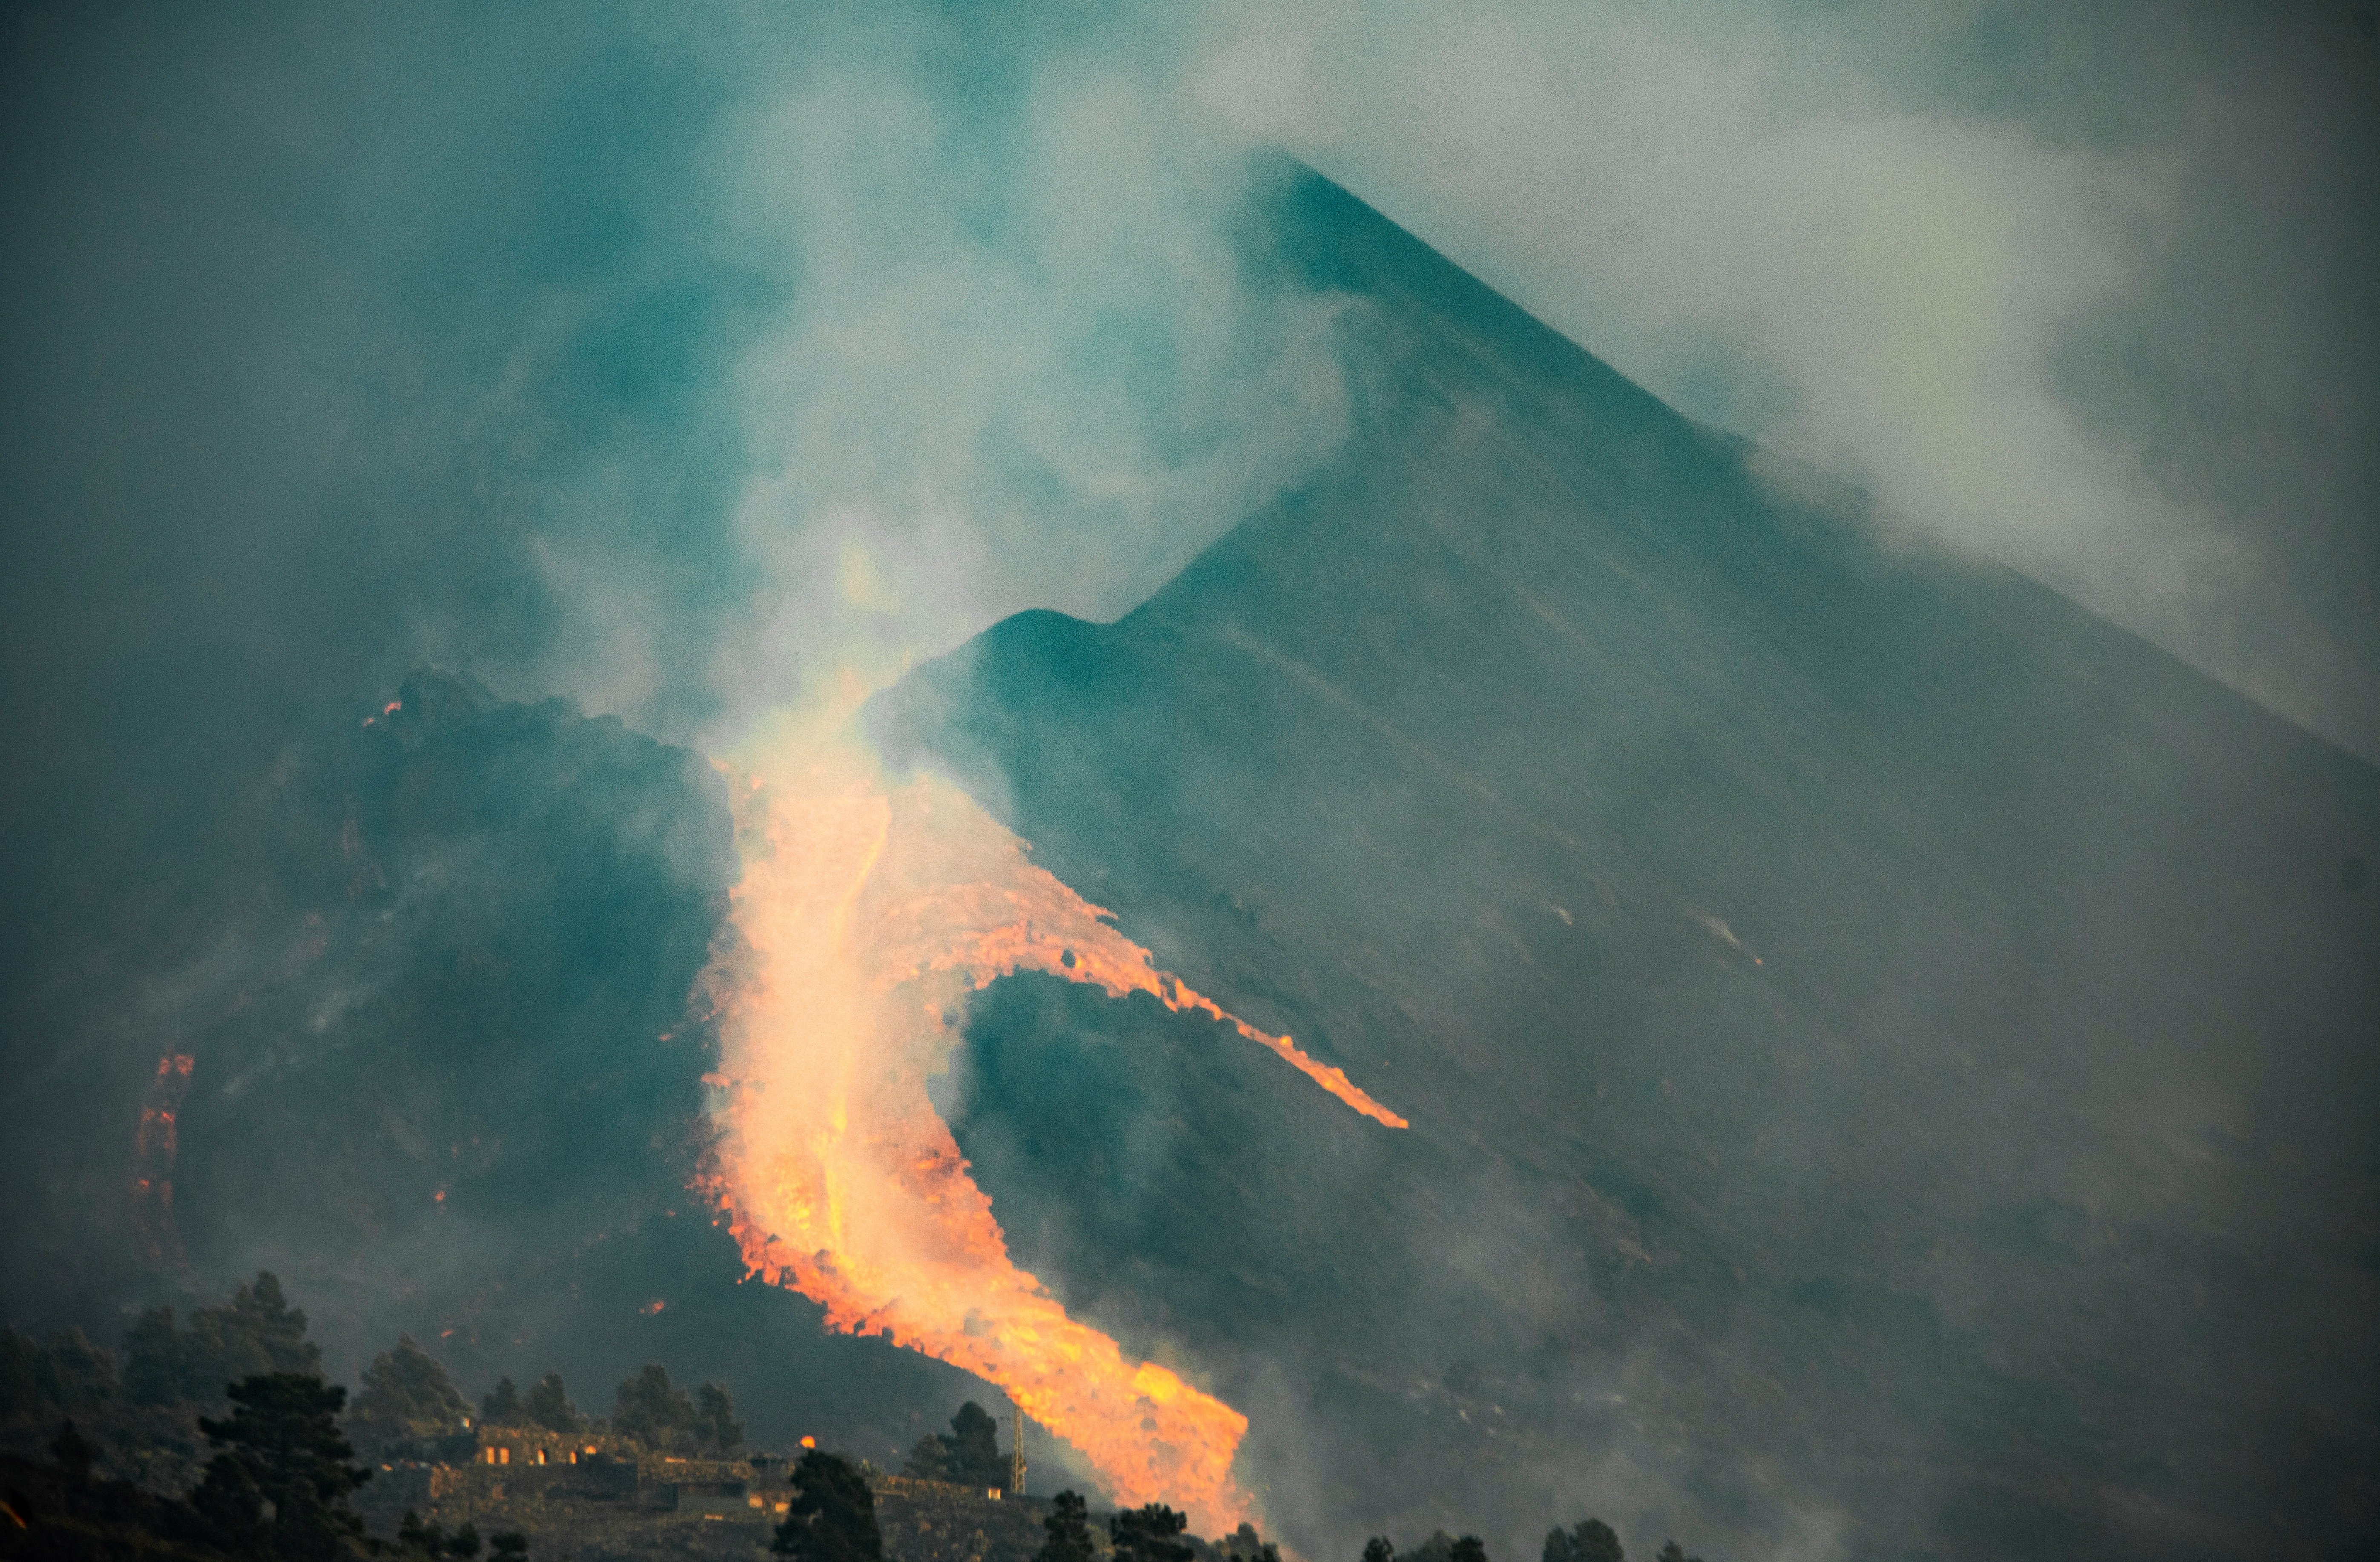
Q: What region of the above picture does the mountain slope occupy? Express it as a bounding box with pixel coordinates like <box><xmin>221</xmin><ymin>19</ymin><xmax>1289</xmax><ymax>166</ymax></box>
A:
<box><xmin>868</xmin><ymin>166</ymin><xmax>2380</xmax><ymax>1562</ymax></box>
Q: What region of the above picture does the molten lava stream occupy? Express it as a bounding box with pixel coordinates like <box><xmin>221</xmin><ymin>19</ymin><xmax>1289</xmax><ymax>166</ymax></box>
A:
<box><xmin>704</xmin><ymin>744</ymin><xmax>1404</xmax><ymax>1532</ymax></box>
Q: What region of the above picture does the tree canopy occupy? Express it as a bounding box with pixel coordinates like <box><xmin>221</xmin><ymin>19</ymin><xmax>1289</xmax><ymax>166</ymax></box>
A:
<box><xmin>121</xmin><ymin>1272</ymin><xmax>322</xmax><ymax>1408</ymax></box>
<box><xmin>694</xmin><ymin>1381</ymin><xmax>744</xmax><ymax>1452</ymax></box>
<box><xmin>1110</xmin><ymin>1504</ymin><xmax>1194</xmax><ymax>1562</ymax></box>
<box><xmin>480</xmin><ymin>1377</ymin><xmax>524</xmax><ymax>1426</ymax></box>
<box><xmin>1544</xmin><ymin>1519</ymin><xmax>1623</xmax><ymax>1562</ymax></box>
<box><xmin>1223</xmin><ymin>1522</ymin><xmax>1280</xmax><ymax>1562</ymax></box>
<box><xmin>772</xmin><ymin>1447</ymin><xmax>882</xmax><ymax>1562</ymax></box>
<box><xmin>1034</xmin><ymin>1490</ymin><xmax>1097</xmax><ymax>1562</ymax></box>
<box><xmin>612</xmin><ymin>1364</ymin><xmax>695</xmax><ymax>1447</ymax></box>
<box><xmin>604</xmin><ymin>1371</ymin><xmax>733</xmax><ymax>1447</ymax></box>
<box><xmin>190</xmin><ymin>1372</ymin><xmax>370</xmax><ymax>1561</ymax></box>
<box><xmin>901</xmin><ymin>1400</ymin><xmax>1006</xmax><ymax>1487</ymax></box>
<box><xmin>350</xmin><ymin>1335</ymin><xmax>469</xmax><ymax>1447</ymax></box>
<box><xmin>1</xmin><ymin>1271</ymin><xmax>330</xmax><ymax>1494</ymax></box>
<box><xmin>523</xmin><ymin>1371</ymin><xmax>581</xmax><ymax>1436</ymax></box>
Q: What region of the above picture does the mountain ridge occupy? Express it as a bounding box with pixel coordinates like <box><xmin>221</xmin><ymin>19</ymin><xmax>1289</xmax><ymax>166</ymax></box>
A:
<box><xmin>867</xmin><ymin>164</ymin><xmax>2379</xmax><ymax>1562</ymax></box>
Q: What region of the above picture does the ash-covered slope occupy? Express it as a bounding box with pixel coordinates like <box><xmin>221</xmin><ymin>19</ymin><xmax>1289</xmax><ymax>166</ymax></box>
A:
<box><xmin>868</xmin><ymin>167</ymin><xmax>2380</xmax><ymax>1562</ymax></box>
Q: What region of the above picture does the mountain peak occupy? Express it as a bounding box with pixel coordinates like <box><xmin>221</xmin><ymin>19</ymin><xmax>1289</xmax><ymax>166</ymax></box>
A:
<box><xmin>869</xmin><ymin>165</ymin><xmax>2380</xmax><ymax>1562</ymax></box>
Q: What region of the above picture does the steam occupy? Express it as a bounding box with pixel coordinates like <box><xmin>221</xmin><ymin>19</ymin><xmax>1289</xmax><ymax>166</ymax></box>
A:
<box><xmin>678</xmin><ymin>12</ymin><xmax>1352</xmax><ymax>744</ymax></box>
<box><xmin>1187</xmin><ymin>0</ymin><xmax>2380</xmax><ymax>759</ymax></box>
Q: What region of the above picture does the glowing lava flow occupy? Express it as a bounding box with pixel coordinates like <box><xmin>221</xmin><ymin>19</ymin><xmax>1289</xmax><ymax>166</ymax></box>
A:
<box><xmin>703</xmin><ymin>744</ymin><xmax>1404</xmax><ymax>1531</ymax></box>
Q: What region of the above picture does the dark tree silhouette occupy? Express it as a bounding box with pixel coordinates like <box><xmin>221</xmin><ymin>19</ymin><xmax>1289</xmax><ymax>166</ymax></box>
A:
<box><xmin>612</xmin><ymin>1364</ymin><xmax>697</xmax><ymax>1449</ymax></box>
<box><xmin>1034</xmin><ymin>1489</ymin><xmax>1097</xmax><ymax>1562</ymax></box>
<box><xmin>398</xmin><ymin>1508</ymin><xmax>488</xmax><ymax>1556</ymax></box>
<box><xmin>1652</xmin><ymin>1543</ymin><xmax>1702</xmax><ymax>1562</ymax></box>
<box><xmin>773</xmin><ymin>1448</ymin><xmax>882</xmax><ymax>1562</ymax></box>
<box><xmin>1409</xmin><ymin>1532</ymin><xmax>1458</xmax><ymax>1562</ymax></box>
<box><xmin>123</xmin><ymin>1271</ymin><xmax>322</xmax><ymax>1407</ymax></box>
<box><xmin>1362</xmin><ymin>1538</ymin><xmax>1396</xmax><ymax>1562</ymax></box>
<box><xmin>1545</xmin><ymin>1519</ymin><xmax>1623</xmax><ymax>1562</ymax></box>
<box><xmin>480</xmin><ymin>1376</ymin><xmax>524</xmax><ymax>1426</ymax></box>
<box><xmin>1222</xmin><ymin>1522</ymin><xmax>1281</xmax><ymax>1562</ymax></box>
<box><xmin>189</xmin><ymin>1454</ymin><xmax>269</xmax><ymax>1551</ymax></box>
<box><xmin>903</xmin><ymin>1400</ymin><xmax>1007</xmax><ymax>1487</ymax></box>
<box><xmin>192</xmin><ymin>1372</ymin><xmax>370</xmax><ymax>1561</ymax></box>
<box><xmin>1110</xmin><ymin>1503</ymin><xmax>1195</xmax><ymax>1562</ymax></box>
<box><xmin>351</xmin><ymin>1334</ymin><xmax>469</xmax><ymax>1446</ymax></box>
<box><xmin>695</xmin><ymin>1381</ymin><xmax>745</xmax><ymax>1452</ymax></box>
<box><xmin>0</xmin><ymin>1413</ymin><xmax>220</xmax><ymax>1558</ymax></box>
<box><xmin>1449</xmin><ymin>1538</ymin><xmax>1488</xmax><ymax>1562</ymax></box>
<box><xmin>901</xmin><ymin>1433</ymin><xmax>944</xmax><ymax>1480</ymax></box>
<box><xmin>524</xmin><ymin>1371</ymin><xmax>580</xmax><ymax>1435</ymax></box>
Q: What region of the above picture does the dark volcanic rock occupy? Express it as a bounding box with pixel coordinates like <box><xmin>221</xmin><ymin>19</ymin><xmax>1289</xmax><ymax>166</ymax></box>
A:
<box><xmin>872</xmin><ymin>166</ymin><xmax>2380</xmax><ymax>1562</ymax></box>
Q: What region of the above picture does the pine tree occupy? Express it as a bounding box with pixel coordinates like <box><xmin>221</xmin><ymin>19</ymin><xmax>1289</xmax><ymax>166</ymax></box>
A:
<box><xmin>1110</xmin><ymin>1504</ymin><xmax>1194</xmax><ymax>1562</ymax></box>
<box><xmin>612</xmin><ymin>1364</ymin><xmax>698</xmax><ymax>1450</ymax></box>
<box><xmin>1544</xmin><ymin>1520</ymin><xmax>1623</xmax><ymax>1562</ymax></box>
<box><xmin>1034</xmin><ymin>1490</ymin><xmax>1097</xmax><ymax>1562</ymax></box>
<box><xmin>192</xmin><ymin>1372</ymin><xmax>371</xmax><ymax>1561</ymax></box>
<box><xmin>947</xmin><ymin>1401</ymin><xmax>1004</xmax><ymax>1487</ymax></box>
<box><xmin>124</xmin><ymin>1271</ymin><xmax>322</xmax><ymax>1407</ymax></box>
<box><xmin>351</xmin><ymin>1334</ymin><xmax>469</xmax><ymax>1447</ymax></box>
<box><xmin>481</xmin><ymin>1376</ymin><xmax>524</xmax><ymax>1426</ymax></box>
<box><xmin>901</xmin><ymin>1400</ymin><xmax>1006</xmax><ymax>1486</ymax></box>
<box><xmin>772</xmin><ymin>1448</ymin><xmax>882</xmax><ymax>1562</ymax></box>
<box><xmin>1224</xmin><ymin>1525</ymin><xmax>1282</xmax><ymax>1562</ymax></box>
<box><xmin>524</xmin><ymin>1371</ymin><xmax>580</xmax><ymax>1435</ymax></box>
<box><xmin>696</xmin><ymin>1381</ymin><xmax>744</xmax><ymax>1452</ymax></box>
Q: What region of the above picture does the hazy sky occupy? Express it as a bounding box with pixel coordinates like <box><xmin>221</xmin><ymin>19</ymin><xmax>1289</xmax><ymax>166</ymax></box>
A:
<box><xmin>3</xmin><ymin>0</ymin><xmax>2372</xmax><ymax>760</ymax></box>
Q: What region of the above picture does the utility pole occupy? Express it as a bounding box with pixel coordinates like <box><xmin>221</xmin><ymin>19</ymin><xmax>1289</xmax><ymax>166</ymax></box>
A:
<box><xmin>1004</xmin><ymin>1410</ymin><xmax>1027</xmax><ymax>1498</ymax></box>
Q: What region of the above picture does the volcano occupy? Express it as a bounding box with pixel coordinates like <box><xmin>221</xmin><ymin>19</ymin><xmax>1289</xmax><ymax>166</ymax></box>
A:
<box><xmin>865</xmin><ymin>166</ymin><xmax>2380</xmax><ymax>1561</ymax></box>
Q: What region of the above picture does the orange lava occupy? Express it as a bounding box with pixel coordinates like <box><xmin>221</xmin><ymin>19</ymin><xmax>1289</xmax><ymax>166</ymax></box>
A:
<box><xmin>703</xmin><ymin>746</ymin><xmax>1403</xmax><ymax>1530</ymax></box>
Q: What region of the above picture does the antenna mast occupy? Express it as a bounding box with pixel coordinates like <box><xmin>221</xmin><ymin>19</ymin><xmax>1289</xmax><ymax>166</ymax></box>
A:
<box><xmin>1006</xmin><ymin>1410</ymin><xmax>1026</xmax><ymax>1498</ymax></box>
